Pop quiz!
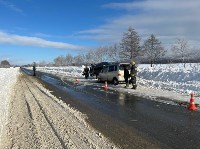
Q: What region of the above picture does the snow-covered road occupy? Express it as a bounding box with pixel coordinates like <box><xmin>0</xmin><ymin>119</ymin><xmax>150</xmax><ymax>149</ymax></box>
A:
<box><xmin>1</xmin><ymin>63</ymin><xmax>200</xmax><ymax>148</ymax></box>
<box><xmin>0</xmin><ymin>70</ymin><xmax>118</xmax><ymax>148</ymax></box>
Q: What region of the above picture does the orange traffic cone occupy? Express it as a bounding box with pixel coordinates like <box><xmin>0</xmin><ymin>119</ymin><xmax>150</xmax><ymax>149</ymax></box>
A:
<box><xmin>104</xmin><ymin>80</ymin><xmax>108</xmax><ymax>91</ymax></box>
<box><xmin>188</xmin><ymin>92</ymin><xmax>197</xmax><ymax>111</ymax></box>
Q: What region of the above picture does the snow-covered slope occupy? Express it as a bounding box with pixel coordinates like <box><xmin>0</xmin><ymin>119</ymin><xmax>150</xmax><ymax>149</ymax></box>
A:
<box><xmin>0</xmin><ymin>68</ymin><xmax>19</xmax><ymax>146</ymax></box>
<box><xmin>138</xmin><ymin>63</ymin><xmax>200</xmax><ymax>95</ymax></box>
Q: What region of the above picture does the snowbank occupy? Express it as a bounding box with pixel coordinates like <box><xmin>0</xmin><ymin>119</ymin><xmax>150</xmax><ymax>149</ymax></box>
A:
<box><xmin>0</xmin><ymin>68</ymin><xmax>19</xmax><ymax>146</ymax></box>
<box><xmin>36</xmin><ymin>63</ymin><xmax>200</xmax><ymax>105</ymax></box>
<box><xmin>138</xmin><ymin>63</ymin><xmax>200</xmax><ymax>95</ymax></box>
<box><xmin>33</xmin><ymin>66</ymin><xmax>84</xmax><ymax>77</ymax></box>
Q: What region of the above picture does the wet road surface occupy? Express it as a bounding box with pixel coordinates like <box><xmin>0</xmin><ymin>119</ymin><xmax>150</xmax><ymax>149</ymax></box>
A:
<box><xmin>22</xmin><ymin>68</ymin><xmax>200</xmax><ymax>149</ymax></box>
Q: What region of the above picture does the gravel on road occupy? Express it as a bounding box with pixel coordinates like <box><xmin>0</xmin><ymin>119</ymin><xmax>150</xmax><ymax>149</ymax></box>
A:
<box><xmin>1</xmin><ymin>73</ymin><xmax>118</xmax><ymax>149</ymax></box>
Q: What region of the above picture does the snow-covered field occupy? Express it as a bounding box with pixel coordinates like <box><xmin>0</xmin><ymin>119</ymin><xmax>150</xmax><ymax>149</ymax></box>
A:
<box><xmin>0</xmin><ymin>68</ymin><xmax>19</xmax><ymax>147</ymax></box>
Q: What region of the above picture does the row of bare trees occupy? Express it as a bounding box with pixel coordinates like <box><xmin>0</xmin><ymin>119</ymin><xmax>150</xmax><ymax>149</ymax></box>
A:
<box><xmin>38</xmin><ymin>26</ymin><xmax>197</xmax><ymax>67</ymax></box>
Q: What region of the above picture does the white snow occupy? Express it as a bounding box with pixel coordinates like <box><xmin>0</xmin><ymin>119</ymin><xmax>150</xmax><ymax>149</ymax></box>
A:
<box><xmin>138</xmin><ymin>63</ymin><xmax>200</xmax><ymax>95</ymax></box>
<box><xmin>136</xmin><ymin>63</ymin><xmax>200</xmax><ymax>104</ymax></box>
<box><xmin>36</xmin><ymin>66</ymin><xmax>84</xmax><ymax>78</ymax></box>
<box><xmin>1</xmin><ymin>64</ymin><xmax>200</xmax><ymax>146</ymax></box>
<box><xmin>0</xmin><ymin>68</ymin><xmax>19</xmax><ymax>146</ymax></box>
<box><xmin>36</xmin><ymin>63</ymin><xmax>200</xmax><ymax>105</ymax></box>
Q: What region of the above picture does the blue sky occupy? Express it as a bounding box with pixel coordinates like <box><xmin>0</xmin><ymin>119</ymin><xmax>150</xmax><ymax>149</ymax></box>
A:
<box><xmin>0</xmin><ymin>0</ymin><xmax>200</xmax><ymax>65</ymax></box>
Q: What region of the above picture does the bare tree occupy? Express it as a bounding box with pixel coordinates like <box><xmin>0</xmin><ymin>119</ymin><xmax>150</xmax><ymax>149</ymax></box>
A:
<box><xmin>120</xmin><ymin>26</ymin><xmax>141</xmax><ymax>61</ymax></box>
<box><xmin>106</xmin><ymin>44</ymin><xmax>120</xmax><ymax>62</ymax></box>
<box><xmin>95</xmin><ymin>46</ymin><xmax>109</xmax><ymax>62</ymax></box>
<box><xmin>171</xmin><ymin>38</ymin><xmax>191</xmax><ymax>67</ymax></box>
<box><xmin>73</xmin><ymin>54</ymin><xmax>85</xmax><ymax>66</ymax></box>
<box><xmin>85</xmin><ymin>49</ymin><xmax>97</xmax><ymax>64</ymax></box>
<box><xmin>191</xmin><ymin>48</ymin><xmax>200</xmax><ymax>63</ymax></box>
<box><xmin>143</xmin><ymin>34</ymin><xmax>166</xmax><ymax>67</ymax></box>
<box><xmin>38</xmin><ymin>61</ymin><xmax>47</xmax><ymax>67</ymax></box>
<box><xmin>54</xmin><ymin>55</ymin><xmax>66</xmax><ymax>66</ymax></box>
<box><xmin>85</xmin><ymin>45</ymin><xmax>120</xmax><ymax>64</ymax></box>
<box><xmin>65</xmin><ymin>54</ymin><xmax>73</xmax><ymax>66</ymax></box>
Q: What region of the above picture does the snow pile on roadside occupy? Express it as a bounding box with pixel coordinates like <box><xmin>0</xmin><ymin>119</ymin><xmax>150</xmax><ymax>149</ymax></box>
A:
<box><xmin>35</xmin><ymin>82</ymin><xmax>88</xmax><ymax>125</ymax></box>
<box><xmin>37</xmin><ymin>63</ymin><xmax>200</xmax><ymax>96</ymax></box>
<box><xmin>0</xmin><ymin>68</ymin><xmax>19</xmax><ymax>146</ymax></box>
<box><xmin>138</xmin><ymin>63</ymin><xmax>200</xmax><ymax>95</ymax></box>
<box><xmin>36</xmin><ymin>63</ymin><xmax>200</xmax><ymax>104</ymax></box>
<box><xmin>36</xmin><ymin>66</ymin><xmax>84</xmax><ymax>78</ymax></box>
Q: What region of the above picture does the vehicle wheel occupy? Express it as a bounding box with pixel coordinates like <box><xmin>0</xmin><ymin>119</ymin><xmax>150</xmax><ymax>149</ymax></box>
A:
<box><xmin>113</xmin><ymin>78</ymin><xmax>118</xmax><ymax>85</ymax></box>
<box><xmin>97</xmin><ymin>78</ymin><xmax>102</xmax><ymax>83</ymax></box>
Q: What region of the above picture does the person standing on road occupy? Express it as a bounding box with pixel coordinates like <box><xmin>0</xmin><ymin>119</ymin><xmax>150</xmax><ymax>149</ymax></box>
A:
<box><xmin>124</xmin><ymin>65</ymin><xmax>129</xmax><ymax>88</ymax></box>
<box><xmin>33</xmin><ymin>63</ymin><xmax>36</xmax><ymax>76</ymax></box>
<box><xmin>83</xmin><ymin>66</ymin><xmax>89</xmax><ymax>79</ymax></box>
<box><xmin>130</xmin><ymin>61</ymin><xmax>137</xmax><ymax>89</ymax></box>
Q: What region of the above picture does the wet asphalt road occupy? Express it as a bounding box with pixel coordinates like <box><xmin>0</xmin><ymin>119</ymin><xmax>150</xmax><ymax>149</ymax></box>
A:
<box><xmin>22</xmin><ymin>69</ymin><xmax>200</xmax><ymax>149</ymax></box>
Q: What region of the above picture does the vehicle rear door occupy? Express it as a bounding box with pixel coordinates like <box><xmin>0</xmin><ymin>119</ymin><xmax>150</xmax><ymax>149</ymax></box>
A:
<box><xmin>118</xmin><ymin>64</ymin><xmax>130</xmax><ymax>81</ymax></box>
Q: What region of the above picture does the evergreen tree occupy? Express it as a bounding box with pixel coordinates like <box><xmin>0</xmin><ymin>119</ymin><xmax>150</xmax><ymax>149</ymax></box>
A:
<box><xmin>120</xmin><ymin>26</ymin><xmax>141</xmax><ymax>61</ymax></box>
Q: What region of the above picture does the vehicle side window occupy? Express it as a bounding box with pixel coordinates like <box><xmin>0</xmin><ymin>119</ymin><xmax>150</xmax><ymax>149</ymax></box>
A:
<box><xmin>108</xmin><ymin>65</ymin><xmax>116</xmax><ymax>72</ymax></box>
<box><xmin>103</xmin><ymin>67</ymin><xmax>108</xmax><ymax>73</ymax></box>
<box><xmin>114</xmin><ymin>66</ymin><xmax>117</xmax><ymax>71</ymax></box>
<box><xmin>119</xmin><ymin>65</ymin><xmax>124</xmax><ymax>70</ymax></box>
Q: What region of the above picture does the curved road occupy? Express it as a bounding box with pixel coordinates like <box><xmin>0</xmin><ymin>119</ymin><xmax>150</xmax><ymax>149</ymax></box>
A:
<box><xmin>23</xmin><ymin>68</ymin><xmax>200</xmax><ymax>149</ymax></box>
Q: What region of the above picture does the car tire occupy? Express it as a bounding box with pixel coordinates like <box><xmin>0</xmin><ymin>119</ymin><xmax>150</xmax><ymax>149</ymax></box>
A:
<box><xmin>97</xmin><ymin>77</ymin><xmax>102</xmax><ymax>83</ymax></box>
<box><xmin>113</xmin><ymin>78</ymin><xmax>118</xmax><ymax>85</ymax></box>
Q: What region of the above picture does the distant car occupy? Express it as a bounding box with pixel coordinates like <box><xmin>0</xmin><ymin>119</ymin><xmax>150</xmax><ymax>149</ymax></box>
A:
<box><xmin>97</xmin><ymin>62</ymin><xmax>131</xmax><ymax>85</ymax></box>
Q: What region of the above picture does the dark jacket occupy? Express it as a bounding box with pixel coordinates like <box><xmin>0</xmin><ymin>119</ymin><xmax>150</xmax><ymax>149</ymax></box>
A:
<box><xmin>124</xmin><ymin>67</ymin><xmax>129</xmax><ymax>79</ymax></box>
<box><xmin>130</xmin><ymin>65</ymin><xmax>137</xmax><ymax>77</ymax></box>
<box><xmin>84</xmin><ymin>67</ymin><xmax>89</xmax><ymax>74</ymax></box>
